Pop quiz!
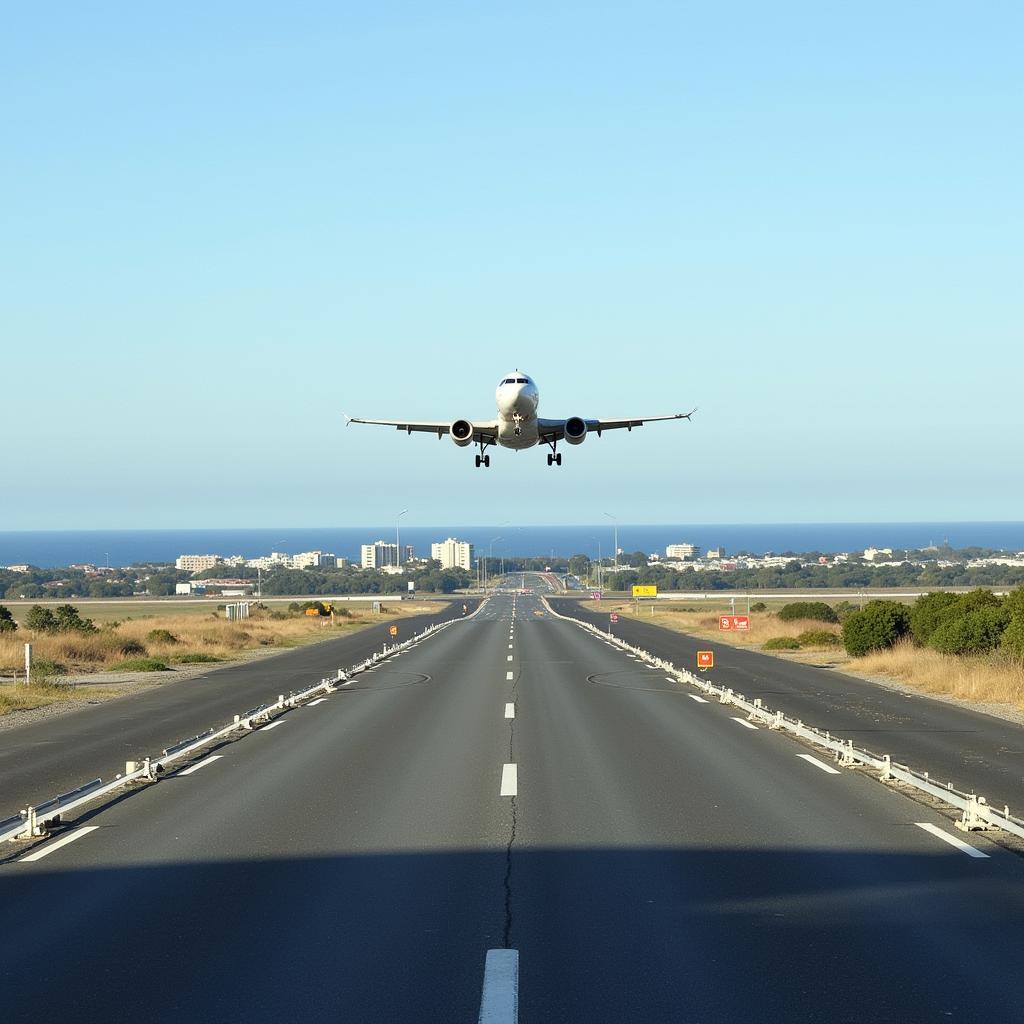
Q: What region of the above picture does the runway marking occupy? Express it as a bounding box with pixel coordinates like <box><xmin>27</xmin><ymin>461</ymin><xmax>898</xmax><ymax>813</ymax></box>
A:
<box><xmin>731</xmin><ymin>717</ymin><xmax>759</xmax><ymax>730</ymax></box>
<box><xmin>259</xmin><ymin>721</ymin><xmax>284</xmax><ymax>731</ymax></box>
<box><xmin>508</xmin><ymin>644</ymin><xmax>513</xmax><ymax>649</ymax></box>
<box><xmin>500</xmin><ymin>764</ymin><xmax>518</xmax><ymax>796</ymax></box>
<box><xmin>797</xmin><ymin>754</ymin><xmax>841</xmax><ymax>775</ymax></box>
<box><xmin>915</xmin><ymin>822</ymin><xmax>990</xmax><ymax>858</ymax></box>
<box><xmin>505</xmin><ymin>702</ymin><xmax>515</xmax><ymax>719</ymax></box>
<box><xmin>687</xmin><ymin>694</ymin><xmax>709</xmax><ymax>703</ymax></box>
<box><xmin>507</xmin><ymin>655</ymin><xmax>513</xmax><ymax>662</ymax></box>
<box><xmin>665</xmin><ymin>677</ymin><xmax>678</xmax><ymax>683</ymax></box>
<box><xmin>19</xmin><ymin>826</ymin><xmax>99</xmax><ymax>863</ymax></box>
<box><xmin>506</xmin><ymin>671</ymin><xmax>514</xmax><ymax>680</ymax></box>
<box><xmin>478</xmin><ymin>948</ymin><xmax>519</xmax><ymax>1024</ymax></box>
<box><xmin>178</xmin><ymin>755</ymin><xmax>223</xmax><ymax>776</ymax></box>
<box><xmin>307</xmin><ymin>698</ymin><xmax>329</xmax><ymax>706</ymax></box>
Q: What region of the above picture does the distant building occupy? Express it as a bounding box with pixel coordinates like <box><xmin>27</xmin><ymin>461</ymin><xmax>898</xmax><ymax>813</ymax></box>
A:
<box><xmin>290</xmin><ymin>550</ymin><xmax>337</xmax><ymax>570</ymax></box>
<box><xmin>431</xmin><ymin>537</ymin><xmax>474</xmax><ymax>570</ymax></box>
<box><xmin>863</xmin><ymin>547</ymin><xmax>893</xmax><ymax>562</ymax></box>
<box><xmin>175</xmin><ymin>554</ymin><xmax>221</xmax><ymax>574</ymax></box>
<box><xmin>704</xmin><ymin>548</ymin><xmax>724</xmax><ymax>560</ymax></box>
<box><xmin>361</xmin><ymin>542</ymin><xmax>413</xmax><ymax>570</ymax></box>
<box><xmin>3</xmin><ymin>565</ymin><xmax>32</xmax><ymax>573</ymax></box>
<box><xmin>666</xmin><ymin>543</ymin><xmax>700</xmax><ymax>560</ymax></box>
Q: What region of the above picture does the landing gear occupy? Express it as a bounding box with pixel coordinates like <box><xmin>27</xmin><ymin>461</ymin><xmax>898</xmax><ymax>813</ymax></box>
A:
<box><xmin>546</xmin><ymin>452</ymin><xmax>562</xmax><ymax>466</ymax></box>
<box><xmin>475</xmin><ymin>453</ymin><xmax>491</xmax><ymax>468</ymax></box>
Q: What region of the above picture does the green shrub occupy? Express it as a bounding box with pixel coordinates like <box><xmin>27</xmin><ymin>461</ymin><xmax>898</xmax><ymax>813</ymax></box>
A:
<box><xmin>777</xmin><ymin>602</ymin><xmax>838</xmax><ymax>624</ymax></box>
<box><xmin>25</xmin><ymin>605</ymin><xmax>57</xmax><ymax>633</ymax></box>
<box><xmin>1002</xmin><ymin>616</ymin><xmax>1024</xmax><ymax>662</ymax></box>
<box><xmin>797</xmin><ymin>630</ymin><xmax>842</xmax><ymax>648</ymax></box>
<box><xmin>0</xmin><ymin>605</ymin><xmax>16</xmax><ymax>633</ymax></box>
<box><xmin>177</xmin><ymin>653</ymin><xmax>221</xmax><ymax>664</ymax></box>
<box><xmin>1002</xmin><ymin>587</ymin><xmax>1024</xmax><ymax>621</ymax></box>
<box><xmin>111</xmin><ymin>658</ymin><xmax>168</xmax><ymax>672</ymax></box>
<box><xmin>929</xmin><ymin>608</ymin><xmax>1009</xmax><ymax>656</ymax></box>
<box><xmin>31</xmin><ymin>658</ymin><xmax>68</xmax><ymax>680</ymax></box>
<box><xmin>762</xmin><ymin>636</ymin><xmax>802</xmax><ymax>650</ymax></box>
<box><xmin>831</xmin><ymin>601</ymin><xmax>859</xmax><ymax>623</ymax></box>
<box><xmin>909</xmin><ymin>591</ymin><xmax>961</xmax><ymax>646</ymax></box>
<box><xmin>842</xmin><ymin>601</ymin><xmax>911</xmax><ymax>657</ymax></box>
<box><xmin>750</xmin><ymin>602</ymin><xmax>767</xmax><ymax>613</ymax></box>
<box><xmin>146</xmin><ymin>628</ymin><xmax>178</xmax><ymax>645</ymax></box>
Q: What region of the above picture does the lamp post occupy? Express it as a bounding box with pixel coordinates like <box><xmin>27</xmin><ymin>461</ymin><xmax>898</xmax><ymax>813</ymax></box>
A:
<box><xmin>396</xmin><ymin>508</ymin><xmax>408</xmax><ymax>573</ymax></box>
<box><xmin>604</xmin><ymin>511</ymin><xmax>618</xmax><ymax>575</ymax></box>
<box><xmin>488</xmin><ymin>535</ymin><xmax>503</xmax><ymax>590</ymax></box>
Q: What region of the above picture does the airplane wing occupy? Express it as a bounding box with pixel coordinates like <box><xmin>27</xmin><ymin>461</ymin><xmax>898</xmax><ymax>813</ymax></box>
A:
<box><xmin>537</xmin><ymin>410</ymin><xmax>695</xmax><ymax>442</ymax></box>
<box><xmin>345</xmin><ymin>416</ymin><xmax>500</xmax><ymax>443</ymax></box>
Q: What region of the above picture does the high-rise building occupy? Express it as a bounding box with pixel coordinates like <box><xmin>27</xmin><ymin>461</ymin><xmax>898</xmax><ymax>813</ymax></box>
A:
<box><xmin>665</xmin><ymin>543</ymin><xmax>700</xmax><ymax>560</ymax></box>
<box><xmin>431</xmin><ymin>537</ymin><xmax>474</xmax><ymax>570</ymax></box>
<box><xmin>175</xmin><ymin>554</ymin><xmax>222</xmax><ymax>574</ymax></box>
<box><xmin>361</xmin><ymin>542</ymin><xmax>413</xmax><ymax>569</ymax></box>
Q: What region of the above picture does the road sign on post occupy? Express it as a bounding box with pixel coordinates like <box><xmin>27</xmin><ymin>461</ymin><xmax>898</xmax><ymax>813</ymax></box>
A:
<box><xmin>389</xmin><ymin>625</ymin><xmax>398</xmax><ymax>637</ymax></box>
<box><xmin>697</xmin><ymin>650</ymin><xmax>714</xmax><ymax>670</ymax></box>
<box><xmin>610</xmin><ymin>613</ymin><xmax>619</xmax><ymax>624</ymax></box>
<box><xmin>719</xmin><ymin>615</ymin><xmax>750</xmax><ymax>631</ymax></box>
<box><xmin>592</xmin><ymin>591</ymin><xmax>603</xmax><ymax>601</ymax></box>
<box><xmin>632</xmin><ymin>585</ymin><xmax>658</xmax><ymax>598</ymax></box>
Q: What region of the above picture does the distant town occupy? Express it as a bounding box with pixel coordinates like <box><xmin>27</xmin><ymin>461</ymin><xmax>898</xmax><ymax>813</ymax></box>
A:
<box><xmin>2</xmin><ymin>537</ymin><xmax>1024</xmax><ymax>599</ymax></box>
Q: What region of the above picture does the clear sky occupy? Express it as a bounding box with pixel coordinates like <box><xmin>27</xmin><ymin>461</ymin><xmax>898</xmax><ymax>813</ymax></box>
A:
<box><xmin>3</xmin><ymin>3</ymin><xmax>1021</xmax><ymax>530</ymax></box>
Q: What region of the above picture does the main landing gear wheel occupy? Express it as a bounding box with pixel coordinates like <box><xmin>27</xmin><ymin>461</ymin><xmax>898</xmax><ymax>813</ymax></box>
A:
<box><xmin>547</xmin><ymin>452</ymin><xmax>562</xmax><ymax>466</ymax></box>
<box><xmin>475</xmin><ymin>454</ymin><xmax>491</xmax><ymax>468</ymax></box>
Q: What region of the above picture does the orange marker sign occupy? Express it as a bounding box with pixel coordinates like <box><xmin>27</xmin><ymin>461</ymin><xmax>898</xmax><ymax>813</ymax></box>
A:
<box><xmin>389</xmin><ymin>625</ymin><xmax>398</xmax><ymax>637</ymax></box>
<box><xmin>697</xmin><ymin>650</ymin><xmax>714</xmax><ymax>669</ymax></box>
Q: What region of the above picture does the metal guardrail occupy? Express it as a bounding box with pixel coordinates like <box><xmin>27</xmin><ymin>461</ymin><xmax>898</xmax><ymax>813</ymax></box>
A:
<box><xmin>2</xmin><ymin>603</ymin><xmax>487</xmax><ymax>845</ymax></box>
<box><xmin>542</xmin><ymin>598</ymin><xmax>1024</xmax><ymax>842</ymax></box>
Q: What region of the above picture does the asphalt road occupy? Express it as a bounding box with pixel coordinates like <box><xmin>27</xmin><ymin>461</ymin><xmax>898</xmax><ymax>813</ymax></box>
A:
<box><xmin>0</xmin><ymin>600</ymin><xmax>477</xmax><ymax>816</ymax></box>
<box><xmin>2</xmin><ymin>591</ymin><xmax>1023</xmax><ymax>1022</ymax></box>
<box><xmin>552</xmin><ymin>597</ymin><xmax>1024</xmax><ymax>814</ymax></box>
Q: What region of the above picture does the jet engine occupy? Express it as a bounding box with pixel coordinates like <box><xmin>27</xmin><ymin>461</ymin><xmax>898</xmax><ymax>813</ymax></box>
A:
<box><xmin>450</xmin><ymin>420</ymin><xmax>474</xmax><ymax>447</ymax></box>
<box><xmin>564</xmin><ymin>416</ymin><xmax>588</xmax><ymax>445</ymax></box>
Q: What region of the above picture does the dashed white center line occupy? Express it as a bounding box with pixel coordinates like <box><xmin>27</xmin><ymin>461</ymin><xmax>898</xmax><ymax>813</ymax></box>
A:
<box><xmin>507</xmin><ymin>655</ymin><xmax>513</xmax><ymax>662</ymax></box>
<box><xmin>731</xmin><ymin>717</ymin><xmax>759</xmax><ymax>730</ymax></box>
<box><xmin>505</xmin><ymin>702</ymin><xmax>515</xmax><ymax>719</ymax></box>
<box><xmin>500</xmin><ymin>764</ymin><xmax>518</xmax><ymax>796</ymax></box>
<box><xmin>664</xmin><ymin>677</ymin><xmax>677</xmax><ymax>683</ymax></box>
<box><xmin>19</xmin><ymin>825</ymin><xmax>100</xmax><ymax>863</ymax></box>
<box><xmin>915</xmin><ymin>822</ymin><xmax>990</xmax><ymax>858</ymax></box>
<box><xmin>508</xmin><ymin>644</ymin><xmax>513</xmax><ymax>649</ymax></box>
<box><xmin>307</xmin><ymin>698</ymin><xmax>329</xmax><ymax>706</ymax></box>
<box><xmin>178</xmin><ymin>755</ymin><xmax>223</xmax><ymax>776</ymax></box>
<box><xmin>478</xmin><ymin>948</ymin><xmax>519</xmax><ymax>1024</ymax></box>
<box><xmin>506</xmin><ymin>671</ymin><xmax>514</xmax><ymax>680</ymax></box>
<box><xmin>687</xmin><ymin>694</ymin><xmax>709</xmax><ymax>703</ymax></box>
<box><xmin>259</xmin><ymin>721</ymin><xmax>284</xmax><ymax>731</ymax></box>
<box><xmin>797</xmin><ymin>754</ymin><xmax>841</xmax><ymax>775</ymax></box>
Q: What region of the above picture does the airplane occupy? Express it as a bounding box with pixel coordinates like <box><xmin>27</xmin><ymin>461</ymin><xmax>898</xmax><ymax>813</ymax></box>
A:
<box><xmin>346</xmin><ymin>370</ymin><xmax>695</xmax><ymax>467</ymax></box>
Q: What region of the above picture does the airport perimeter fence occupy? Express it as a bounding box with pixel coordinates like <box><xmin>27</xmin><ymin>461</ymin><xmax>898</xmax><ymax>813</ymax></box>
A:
<box><xmin>542</xmin><ymin>598</ymin><xmax>1024</xmax><ymax>843</ymax></box>
<box><xmin>1</xmin><ymin>601</ymin><xmax>488</xmax><ymax>846</ymax></box>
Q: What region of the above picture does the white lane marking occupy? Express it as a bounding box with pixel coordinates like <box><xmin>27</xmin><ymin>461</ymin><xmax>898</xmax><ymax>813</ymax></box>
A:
<box><xmin>178</xmin><ymin>755</ymin><xmax>223</xmax><ymax>776</ymax></box>
<box><xmin>506</xmin><ymin>671</ymin><xmax>514</xmax><ymax>680</ymax></box>
<box><xmin>478</xmin><ymin>948</ymin><xmax>519</xmax><ymax>1024</ymax></box>
<box><xmin>687</xmin><ymin>694</ymin><xmax>709</xmax><ymax>703</ymax></box>
<box><xmin>508</xmin><ymin>644</ymin><xmax>514</xmax><ymax>649</ymax></box>
<box><xmin>500</xmin><ymin>764</ymin><xmax>518</xmax><ymax>797</ymax></box>
<box><xmin>505</xmin><ymin>702</ymin><xmax>515</xmax><ymax>719</ymax></box>
<box><xmin>507</xmin><ymin>655</ymin><xmax>513</xmax><ymax>662</ymax></box>
<box><xmin>259</xmin><ymin>721</ymin><xmax>284</xmax><ymax>731</ymax></box>
<box><xmin>664</xmin><ymin>677</ymin><xmax>677</xmax><ymax>683</ymax></box>
<box><xmin>731</xmin><ymin>717</ymin><xmax>759</xmax><ymax>730</ymax></box>
<box><xmin>19</xmin><ymin>826</ymin><xmax>99</xmax><ymax>864</ymax></box>
<box><xmin>307</xmin><ymin>698</ymin><xmax>329</xmax><ymax>706</ymax></box>
<box><xmin>915</xmin><ymin>822</ymin><xmax>990</xmax><ymax>858</ymax></box>
<box><xmin>797</xmin><ymin>754</ymin><xmax>841</xmax><ymax>775</ymax></box>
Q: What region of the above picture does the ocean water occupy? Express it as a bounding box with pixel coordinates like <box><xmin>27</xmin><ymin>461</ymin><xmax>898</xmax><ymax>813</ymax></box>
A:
<box><xmin>1</xmin><ymin>524</ymin><xmax>1023</xmax><ymax>569</ymax></box>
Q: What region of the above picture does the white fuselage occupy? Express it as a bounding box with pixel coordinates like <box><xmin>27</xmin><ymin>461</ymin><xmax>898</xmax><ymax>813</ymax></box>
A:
<box><xmin>495</xmin><ymin>372</ymin><xmax>541</xmax><ymax>449</ymax></box>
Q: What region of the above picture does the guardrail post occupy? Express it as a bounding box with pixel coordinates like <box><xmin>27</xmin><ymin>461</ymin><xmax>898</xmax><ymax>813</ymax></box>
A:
<box><xmin>838</xmin><ymin>740</ymin><xmax>856</xmax><ymax>767</ymax></box>
<box><xmin>956</xmin><ymin>795</ymin><xmax>992</xmax><ymax>832</ymax></box>
<box><xmin>880</xmin><ymin>755</ymin><xmax>893</xmax><ymax>781</ymax></box>
<box><xmin>771</xmin><ymin>710</ymin><xmax>783</xmax><ymax>730</ymax></box>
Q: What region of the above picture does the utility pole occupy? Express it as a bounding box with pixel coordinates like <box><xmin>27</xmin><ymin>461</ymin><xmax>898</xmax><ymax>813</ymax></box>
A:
<box><xmin>396</xmin><ymin>508</ymin><xmax>408</xmax><ymax>574</ymax></box>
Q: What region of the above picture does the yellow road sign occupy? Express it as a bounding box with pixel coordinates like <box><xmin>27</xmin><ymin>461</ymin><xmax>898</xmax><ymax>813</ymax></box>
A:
<box><xmin>632</xmin><ymin>585</ymin><xmax>658</xmax><ymax>598</ymax></box>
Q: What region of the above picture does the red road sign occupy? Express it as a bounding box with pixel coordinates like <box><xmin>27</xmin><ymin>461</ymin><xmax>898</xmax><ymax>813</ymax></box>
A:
<box><xmin>719</xmin><ymin>615</ymin><xmax>750</xmax><ymax>631</ymax></box>
<box><xmin>697</xmin><ymin>650</ymin><xmax>714</xmax><ymax>669</ymax></box>
<box><xmin>610</xmin><ymin>613</ymin><xmax>619</xmax><ymax>623</ymax></box>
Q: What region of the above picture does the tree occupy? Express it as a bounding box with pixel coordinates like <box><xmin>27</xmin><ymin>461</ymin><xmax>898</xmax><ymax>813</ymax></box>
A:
<box><xmin>842</xmin><ymin>601</ymin><xmax>911</xmax><ymax>656</ymax></box>
<box><xmin>777</xmin><ymin>602</ymin><xmax>838</xmax><ymax>624</ymax></box>
<box><xmin>567</xmin><ymin>554</ymin><xmax>591</xmax><ymax>578</ymax></box>
<box><xmin>908</xmin><ymin>591</ymin><xmax>961</xmax><ymax>647</ymax></box>
<box><xmin>25</xmin><ymin>605</ymin><xmax>57</xmax><ymax>633</ymax></box>
<box><xmin>53</xmin><ymin>604</ymin><xmax>98</xmax><ymax>634</ymax></box>
<box><xmin>0</xmin><ymin>605</ymin><xmax>16</xmax><ymax>632</ymax></box>
<box><xmin>1002</xmin><ymin>615</ymin><xmax>1024</xmax><ymax>662</ymax></box>
<box><xmin>929</xmin><ymin>608</ymin><xmax>1008</xmax><ymax>656</ymax></box>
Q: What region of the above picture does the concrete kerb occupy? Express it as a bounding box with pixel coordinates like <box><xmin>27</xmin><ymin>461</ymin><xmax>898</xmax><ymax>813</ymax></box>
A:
<box><xmin>2</xmin><ymin>602</ymin><xmax>488</xmax><ymax>845</ymax></box>
<box><xmin>541</xmin><ymin>598</ymin><xmax>1024</xmax><ymax>843</ymax></box>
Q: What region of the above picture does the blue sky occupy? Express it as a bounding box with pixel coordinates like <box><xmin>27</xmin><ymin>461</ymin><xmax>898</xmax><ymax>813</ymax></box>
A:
<box><xmin>3</xmin><ymin>3</ymin><xmax>1021</xmax><ymax>530</ymax></box>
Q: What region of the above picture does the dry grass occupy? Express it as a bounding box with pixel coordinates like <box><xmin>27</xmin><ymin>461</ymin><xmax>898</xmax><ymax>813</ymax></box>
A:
<box><xmin>0</xmin><ymin>683</ymin><xmax>123</xmax><ymax>716</ymax></box>
<box><xmin>857</xmin><ymin>641</ymin><xmax>1024</xmax><ymax>710</ymax></box>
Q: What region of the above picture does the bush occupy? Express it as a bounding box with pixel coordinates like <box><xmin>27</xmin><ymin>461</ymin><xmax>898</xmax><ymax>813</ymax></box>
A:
<box><xmin>831</xmin><ymin>601</ymin><xmax>859</xmax><ymax>623</ymax></box>
<box><xmin>1002</xmin><ymin>616</ymin><xmax>1024</xmax><ymax>662</ymax></box>
<box><xmin>177</xmin><ymin>653</ymin><xmax>221</xmax><ymax>663</ymax></box>
<box><xmin>31</xmin><ymin>658</ymin><xmax>68</xmax><ymax>680</ymax></box>
<box><xmin>929</xmin><ymin>608</ymin><xmax>1008</xmax><ymax>656</ymax></box>
<box><xmin>909</xmin><ymin>591</ymin><xmax>962</xmax><ymax>646</ymax></box>
<box><xmin>116</xmin><ymin>640</ymin><xmax>147</xmax><ymax>657</ymax></box>
<box><xmin>25</xmin><ymin>605</ymin><xmax>57</xmax><ymax>633</ymax></box>
<box><xmin>797</xmin><ymin>630</ymin><xmax>842</xmax><ymax>648</ymax></box>
<box><xmin>0</xmin><ymin>605</ymin><xmax>16</xmax><ymax>633</ymax></box>
<box><xmin>762</xmin><ymin>636</ymin><xmax>802</xmax><ymax>650</ymax></box>
<box><xmin>111</xmin><ymin>658</ymin><xmax>168</xmax><ymax>672</ymax></box>
<box><xmin>750</xmin><ymin>602</ymin><xmax>767</xmax><ymax>612</ymax></box>
<box><xmin>842</xmin><ymin>601</ymin><xmax>911</xmax><ymax>657</ymax></box>
<box><xmin>778</xmin><ymin>602</ymin><xmax>838</xmax><ymax>624</ymax></box>
<box><xmin>146</xmin><ymin>628</ymin><xmax>179</xmax><ymax>645</ymax></box>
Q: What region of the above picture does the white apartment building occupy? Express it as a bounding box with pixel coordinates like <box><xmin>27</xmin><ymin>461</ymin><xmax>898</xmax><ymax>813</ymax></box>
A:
<box><xmin>431</xmin><ymin>537</ymin><xmax>474</xmax><ymax>570</ymax></box>
<box><xmin>666</xmin><ymin>543</ymin><xmax>700</xmax><ymax>560</ymax></box>
<box><xmin>361</xmin><ymin>542</ymin><xmax>413</xmax><ymax>569</ymax></box>
<box><xmin>863</xmin><ymin>547</ymin><xmax>894</xmax><ymax>562</ymax></box>
<box><xmin>175</xmin><ymin>554</ymin><xmax>221</xmax><ymax>574</ymax></box>
<box><xmin>290</xmin><ymin>550</ymin><xmax>337</xmax><ymax>570</ymax></box>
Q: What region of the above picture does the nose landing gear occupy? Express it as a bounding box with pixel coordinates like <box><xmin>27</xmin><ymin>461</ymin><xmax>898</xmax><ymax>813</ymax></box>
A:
<box><xmin>475</xmin><ymin>453</ymin><xmax>491</xmax><ymax>468</ymax></box>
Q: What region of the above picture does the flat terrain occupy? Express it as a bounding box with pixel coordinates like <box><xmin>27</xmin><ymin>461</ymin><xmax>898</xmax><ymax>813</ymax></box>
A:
<box><xmin>1</xmin><ymin>589</ymin><xmax>1022</xmax><ymax>1022</ymax></box>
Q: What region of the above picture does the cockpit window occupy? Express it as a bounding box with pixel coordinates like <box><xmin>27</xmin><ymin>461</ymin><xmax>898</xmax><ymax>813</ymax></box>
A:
<box><xmin>515</xmin><ymin>377</ymin><xmax>528</xmax><ymax>383</ymax></box>
<box><xmin>501</xmin><ymin>378</ymin><xmax>513</xmax><ymax>384</ymax></box>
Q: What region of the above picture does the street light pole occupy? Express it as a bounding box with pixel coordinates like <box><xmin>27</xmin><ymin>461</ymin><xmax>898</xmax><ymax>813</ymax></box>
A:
<box><xmin>488</xmin><ymin>535</ymin><xmax>502</xmax><ymax>591</ymax></box>
<box><xmin>396</xmin><ymin>508</ymin><xmax>408</xmax><ymax>573</ymax></box>
<box><xmin>604</xmin><ymin>511</ymin><xmax>618</xmax><ymax>576</ymax></box>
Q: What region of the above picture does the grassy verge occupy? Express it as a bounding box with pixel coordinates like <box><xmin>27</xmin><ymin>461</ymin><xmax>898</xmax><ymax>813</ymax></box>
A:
<box><xmin>606</xmin><ymin>600</ymin><xmax>1024</xmax><ymax>715</ymax></box>
<box><xmin>0</xmin><ymin>683</ymin><xmax>123</xmax><ymax>716</ymax></box>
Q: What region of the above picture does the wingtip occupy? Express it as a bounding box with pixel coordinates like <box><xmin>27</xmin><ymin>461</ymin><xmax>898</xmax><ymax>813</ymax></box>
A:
<box><xmin>343</xmin><ymin>413</ymin><xmax>353</xmax><ymax>426</ymax></box>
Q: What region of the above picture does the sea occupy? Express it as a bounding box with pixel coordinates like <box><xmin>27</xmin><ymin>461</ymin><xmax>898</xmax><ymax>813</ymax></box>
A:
<box><xmin>1</xmin><ymin>524</ymin><xmax>1024</xmax><ymax>569</ymax></box>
